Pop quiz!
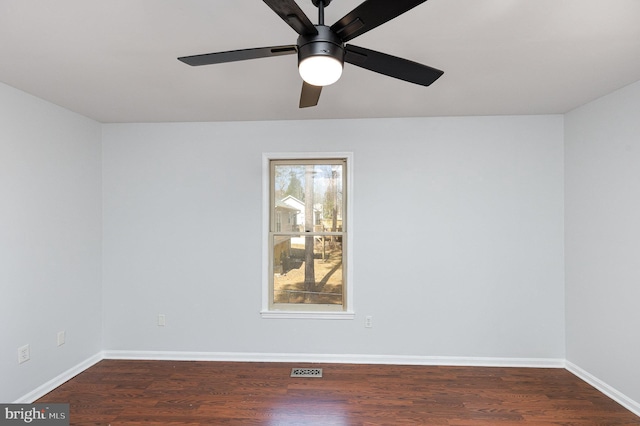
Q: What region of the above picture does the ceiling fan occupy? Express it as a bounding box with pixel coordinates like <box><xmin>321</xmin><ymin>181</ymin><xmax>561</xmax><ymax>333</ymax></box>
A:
<box><xmin>178</xmin><ymin>0</ymin><xmax>443</xmax><ymax>108</ymax></box>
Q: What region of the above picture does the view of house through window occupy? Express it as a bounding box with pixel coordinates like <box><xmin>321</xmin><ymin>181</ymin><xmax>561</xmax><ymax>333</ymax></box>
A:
<box><xmin>270</xmin><ymin>159</ymin><xmax>346</xmax><ymax>311</ymax></box>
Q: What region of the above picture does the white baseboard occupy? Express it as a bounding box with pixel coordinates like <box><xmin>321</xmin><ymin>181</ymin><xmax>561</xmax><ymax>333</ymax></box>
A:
<box><xmin>103</xmin><ymin>350</ymin><xmax>565</xmax><ymax>369</ymax></box>
<box><xmin>565</xmin><ymin>361</ymin><xmax>640</xmax><ymax>417</ymax></box>
<box><xmin>15</xmin><ymin>352</ymin><xmax>104</xmax><ymax>403</ymax></box>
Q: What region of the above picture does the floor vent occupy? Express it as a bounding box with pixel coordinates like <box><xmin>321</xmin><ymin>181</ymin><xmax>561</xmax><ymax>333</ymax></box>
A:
<box><xmin>290</xmin><ymin>368</ymin><xmax>323</xmax><ymax>378</ymax></box>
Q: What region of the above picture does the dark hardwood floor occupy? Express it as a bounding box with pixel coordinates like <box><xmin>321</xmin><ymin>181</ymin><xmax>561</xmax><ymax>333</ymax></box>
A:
<box><xmin>36</xmin><ymin>360</ymin><xmax>639</xmax><ymax>425</ymax></box>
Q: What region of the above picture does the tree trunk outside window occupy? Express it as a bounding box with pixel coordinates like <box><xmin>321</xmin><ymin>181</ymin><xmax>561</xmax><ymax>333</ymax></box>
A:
<box><xmin>304</xmin><ymin>165</ymin><xmax>315</xmax><ymax>298</ymax></box>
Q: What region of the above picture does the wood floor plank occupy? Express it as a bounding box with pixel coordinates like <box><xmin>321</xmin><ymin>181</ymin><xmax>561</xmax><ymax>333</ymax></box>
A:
<box><xmin>36</xmin><ymin>360</ymin><xmax>640</xmax><ymax>425</ymax></box>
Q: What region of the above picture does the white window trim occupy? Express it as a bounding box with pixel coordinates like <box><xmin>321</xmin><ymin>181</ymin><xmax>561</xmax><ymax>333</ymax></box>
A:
<box><xmin>261</xmin><ymin>152</ymin><xmax>354</xmax><ymax>320</ymax></box>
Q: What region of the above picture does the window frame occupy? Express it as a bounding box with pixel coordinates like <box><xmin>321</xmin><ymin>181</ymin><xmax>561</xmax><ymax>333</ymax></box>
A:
<box><xmin>261</xmin><ymin>152</ymin><xmax>354</xmax><ymax>320</ymax></box>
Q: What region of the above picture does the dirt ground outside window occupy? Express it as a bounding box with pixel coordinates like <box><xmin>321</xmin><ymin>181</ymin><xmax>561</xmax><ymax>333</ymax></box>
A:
<box><xmin>274</xmin><ymin>242</ymin><xmax>343</xmax><ymax>305</ymax></box>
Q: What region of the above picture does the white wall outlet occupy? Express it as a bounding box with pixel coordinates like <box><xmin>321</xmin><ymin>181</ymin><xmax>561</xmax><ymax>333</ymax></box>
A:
<box><xmin>365</xmin><ymin>315</ymin><xmax>373</xmax><ymax>328</ymax></box>
<box><xmin>18</xmin><ymin>344</ymin><xmax>30</xmax><ymax>364</ymax></box>
<box><xmin>158</xmin><ymin>314</ymin><xmax>166</xmax><ymax>326</ymax></box>
<box><xmin>57</xmin><ymin>331</ymin><xmax>66</xmax><ymax>346</ymax></box>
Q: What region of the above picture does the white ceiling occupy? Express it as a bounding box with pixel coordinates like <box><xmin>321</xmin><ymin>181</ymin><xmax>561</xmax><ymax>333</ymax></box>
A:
<box><xmin>1</xmin><ymin>0</ymin><xmax>640</xmax><ymax>123</ymax></box>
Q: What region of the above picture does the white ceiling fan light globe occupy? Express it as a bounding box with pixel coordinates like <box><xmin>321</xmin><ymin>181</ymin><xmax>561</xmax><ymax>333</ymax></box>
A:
<box><xmin>298</xmin><ymin>55</ymin><xmax>343</xmax><ymax>86</ymax></box>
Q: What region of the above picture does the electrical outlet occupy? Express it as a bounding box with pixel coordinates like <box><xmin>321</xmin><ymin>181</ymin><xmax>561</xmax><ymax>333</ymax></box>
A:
<box><xmin>365</xmin><ymin>315</ymin><xmax>373</xmax><ymax>328</ymax></box>
<box><xmin>57</xmin><ymin>331</ymin><xmax>66</xmax><ymax>346</ymax></box>
<box><xmin>158</xmin><ymin>314</ymin><xmax>166</xmax><ymax>326</ymax></box>
<box><xmin>18</xmin><ymin>344</ymin><xmax>30</xmax><ymax>364</ymax></box>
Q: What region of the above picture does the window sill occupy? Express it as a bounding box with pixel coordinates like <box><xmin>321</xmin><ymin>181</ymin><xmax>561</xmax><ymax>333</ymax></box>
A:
<box><xmin>260</xmin><ymin>311</ymin><xmax>355</xmax><ymax>320</ymax></box>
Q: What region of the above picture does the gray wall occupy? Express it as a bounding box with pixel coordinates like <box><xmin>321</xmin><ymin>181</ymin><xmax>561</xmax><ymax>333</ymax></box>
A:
<box><xmin>0</xmin><ymin>83</ymin><xmax>102</xmax><ymax>402</ymax></box>
<box><xmin>101</xmin><ymin>116</ymin><xmax>565</xmax><ymax>359</ymax></box>
<box><xmin>7</xmin><ymin>72</ymin><xmax>639</xmax><ymax>408</ymax></box>
<box><xmin>565</xmin><ymin>79</ymin><xmax>640</xmax><ymax>404</ymax></box>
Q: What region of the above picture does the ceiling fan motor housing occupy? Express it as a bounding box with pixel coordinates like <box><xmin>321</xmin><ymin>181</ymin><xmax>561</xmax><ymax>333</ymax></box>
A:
<box><xmin>297</xmin><ymin>25</ymin><xmax>345</xmax><ymax>66</ymax></box>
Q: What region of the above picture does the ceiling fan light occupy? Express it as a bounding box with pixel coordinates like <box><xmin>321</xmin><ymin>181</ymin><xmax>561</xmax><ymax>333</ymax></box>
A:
<box><xmin>298</xmin><ymin>55</ymin><xmax>343</xmax><ymax>86</ymax></box>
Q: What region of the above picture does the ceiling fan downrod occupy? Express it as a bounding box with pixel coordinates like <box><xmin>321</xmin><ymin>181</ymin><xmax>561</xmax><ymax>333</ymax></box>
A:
<box><xmin>313</xmin><ymin>0</ymin><xmax>329</xmax><ymax>25</ymax></box>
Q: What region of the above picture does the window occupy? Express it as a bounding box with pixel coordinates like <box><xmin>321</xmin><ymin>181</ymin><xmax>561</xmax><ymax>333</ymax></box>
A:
<box><xmin>262</xmin><ymin>153</ymin><xmax>353</xmax><ymax>319</ymax></box>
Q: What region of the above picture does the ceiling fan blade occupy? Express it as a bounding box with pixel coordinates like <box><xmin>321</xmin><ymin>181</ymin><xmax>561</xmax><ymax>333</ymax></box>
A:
<box><xmin>331</xmin><ymin>0</ymin><xmax>428</xmax><ymax>42</ymax></box>
<box><xmin>299</xmin><ymin>81</ymin><xmax>322</xmax><ymax>108</ymax></box>
<box><xmin>344</xmin><ymin>44</ymin><xmax>443</xmax><ymax>86</ymax></box>
<box><xmin>263</xmin><ymin>0</ymin><xmax>318</xmax><ymax>36</ymax></box>
<box><xmin>178</xmin><ymin>45</ymin><xmax>297</xmax><ymax>66</ymax></box>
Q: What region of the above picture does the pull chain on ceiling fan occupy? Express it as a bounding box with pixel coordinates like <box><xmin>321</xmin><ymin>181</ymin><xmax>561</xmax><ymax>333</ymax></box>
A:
<box><xmin>178</xmin><ymin>0</ymin><xmax>443</xmax><ymax>108</ymax></box>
